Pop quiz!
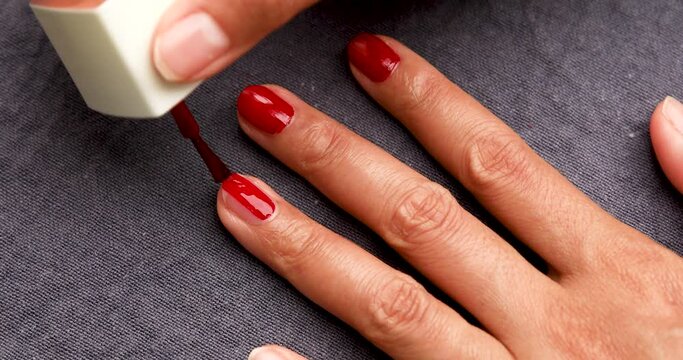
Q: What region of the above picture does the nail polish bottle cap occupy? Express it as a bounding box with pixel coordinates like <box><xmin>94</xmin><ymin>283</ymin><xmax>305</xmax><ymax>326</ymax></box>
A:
<box><xmin>30</xmin><ymin>0</ymin><xmax>201</xmax><ymax>118</ymax></box>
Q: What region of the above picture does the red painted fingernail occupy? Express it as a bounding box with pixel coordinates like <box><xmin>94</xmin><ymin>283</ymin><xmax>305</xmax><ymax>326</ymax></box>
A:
<box><xmin>237</xmin><ymin>85</ymin><xmax>294</xmax><ymax>134</ymax></box>
<box><xmin>347</xmin><ymin>33</ymin><xmax>401</xmax><ymax>82</ymax></box>
<box><xmin>221</xmin><ymin>174</ymin><xmax>276</xmax><ymax>222</ymax></box>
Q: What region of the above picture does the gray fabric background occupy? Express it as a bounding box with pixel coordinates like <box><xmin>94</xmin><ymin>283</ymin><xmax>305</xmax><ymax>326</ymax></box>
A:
<box><xmin>1</xmin><ymin>0</ymin><xmax>682</xmax><ymax>358</ymax></box>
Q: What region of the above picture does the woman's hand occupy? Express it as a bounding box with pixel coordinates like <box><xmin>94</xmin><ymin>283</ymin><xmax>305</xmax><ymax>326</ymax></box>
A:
<box><xmin>153</xmin><ymin>0</ymin><xmax>318</xmax><ymax>82</ymax></box>
<box><xmin>218</xmin><ymin>34</ymin><xmax>683</xmax><ymax>359</ymax></box>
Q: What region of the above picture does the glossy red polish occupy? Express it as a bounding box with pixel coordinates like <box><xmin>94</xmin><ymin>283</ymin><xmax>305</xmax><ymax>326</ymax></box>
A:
<box><xmin>171</xmin><ymin>101</ymin><xmax>231</xmax><ymax>183</ymax></box>
<box><xmin>222</xmin><ymin>174</ymin><xmax>275</xmax><ymax>221</ymax></box>
<box><xmin>347</xmin><ymin>33</ymin><xmax>401</xmax><ymax>82</ymax></box>
<box><xmin>237</xmin><ymin>85</ymin><xmax>294</xmax><ymax>134</ymax></box>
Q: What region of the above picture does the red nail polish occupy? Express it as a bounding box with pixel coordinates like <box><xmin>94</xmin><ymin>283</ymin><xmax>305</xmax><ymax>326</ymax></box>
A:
<box><xmin>347</xmin><ymin>33</ymin><xmax>401</xmax><ymax>82</ymax></box>
<box><xmin>237</xmin><ymin>85</ymin><xmax>294</xmax><ymax>134</ymax></box>
<box><xmin>221</xmin><ymin>174</ymin><xmax>275</xmax><ymax>221</ymax></box>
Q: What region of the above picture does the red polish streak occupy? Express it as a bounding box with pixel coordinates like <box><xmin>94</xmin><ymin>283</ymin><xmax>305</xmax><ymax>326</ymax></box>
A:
<box><xmin>222</xmin><ymin>174</ymin><xmax>275</xmax><ymax>220</ymax></box>
<box><xmin>237</xmin><ymin>86</ymin><xmax>294</xmax><ymax>134</ymax></box>
<box><xmin>347</xmin><ymin>33</ymin><xmax>401</xmax><ymax>82</ymax></box>
<box><xmin>171</xmin><ymin>101</ymin><xmax>231</xmax><ymax>183</ymax></box>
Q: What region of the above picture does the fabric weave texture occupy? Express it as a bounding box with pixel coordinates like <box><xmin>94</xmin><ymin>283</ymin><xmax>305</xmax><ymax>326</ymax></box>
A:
<box><xmin>1</xmin><ymin>0</ymin><xmax>681</xmax><ymax>359</ymax></box>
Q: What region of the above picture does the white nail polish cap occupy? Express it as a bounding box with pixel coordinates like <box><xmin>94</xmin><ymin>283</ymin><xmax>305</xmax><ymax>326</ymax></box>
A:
<box><xmin>30</xmin><ymin>0</ymin><xmax>201</xmax><ymax>118</ymax></box>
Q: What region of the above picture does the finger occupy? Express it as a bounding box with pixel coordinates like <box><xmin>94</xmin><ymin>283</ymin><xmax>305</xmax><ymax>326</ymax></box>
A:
<box><xmin>153</xmin><ymin>0</ymin><xmax>317</xmax><ymax>82</ymax></box>
<box><xmin>234</xmin><ymin>85</ymin><xmax>559</xmax><ymax>340</ymax></box>
<box><xmin>249</xmin><ymin>345</ymin><xmax>308</xmax><ymax>360</ymax></box>
<box><xmin>651</xmin><ymin>96</ymin><xmax>683</xmax><ymax>193</ymax></box>
<box><xmin>217</xmin><ymin>174</ymin><xmax>511</xmax><ymax>360</ymax></box>
<box><xmin>347</xmin><ymin>33</ymin><xmax>623</xmax><ymax>273</ymax></box>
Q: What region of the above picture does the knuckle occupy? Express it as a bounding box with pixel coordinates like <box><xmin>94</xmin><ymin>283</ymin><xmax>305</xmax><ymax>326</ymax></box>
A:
<box><xmin>385</xmin><ymin>181</ymin><xmax>462</xmax><ymax>250</ymax></box>
<box><xmin>401</xmin><ymin>71</ymin><xmax>450</xmax><ymax>114</ymax></box>
<box><xmin>461</xmin><ymin>124</ymin><xmax>535</xmax><ymax>192</ymax></box>
<box><xmin>262</xmin><ymin>220</ymin><xmax>326</xmax><ymax>274</ymax></box>
<box><xmin>298</xmin><ymin>122</ymin><xmax>351</xmax><ymax>175</ymax></box>
<box><xmin>365</xmin><ymin>275</ymin><xmax>430</xmax><ymax>343</ymax></box>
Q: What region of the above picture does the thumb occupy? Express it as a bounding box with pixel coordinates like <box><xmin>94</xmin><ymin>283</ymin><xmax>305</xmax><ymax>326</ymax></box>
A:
<box><xmin>650</xmin><ymin>96</ymin><xmax>683</xmax><ymax>193</ymax></box>
<box><xmin>249</xmin><ymin>345</ymin><xmax>309</xmax><ymax>360</ymax></box>
<box><xmin>153</xmin><ymin>0</ymin><xmax>318</xmax><ymax>82</ymax></box>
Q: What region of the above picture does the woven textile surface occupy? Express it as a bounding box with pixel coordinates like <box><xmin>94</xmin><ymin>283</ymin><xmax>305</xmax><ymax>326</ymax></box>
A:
<box><xmin>1</xmin><ymin>0</ymin><xmax>681</xmax><ymax>358</ymax></box>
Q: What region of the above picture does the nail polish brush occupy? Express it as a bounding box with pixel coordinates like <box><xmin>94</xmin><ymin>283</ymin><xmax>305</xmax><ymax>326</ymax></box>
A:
<box><xmin>30</xmin><ymin>0</ymin><xmax>231</xmax><ymax>182</ymax></box>
<box><xmin>171</xmin><ymin>102</ymin><xmax>231</xmax><ymax>183</ymax></box>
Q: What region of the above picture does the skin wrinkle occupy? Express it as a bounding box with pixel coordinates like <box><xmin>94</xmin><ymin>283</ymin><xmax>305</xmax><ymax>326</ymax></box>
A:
<box><xmin>462</xmin><ymin>127</ymin><xmax>534</xmax><ymax>193</ymax></box>
<box><xmin>262</xmin><ymin>218</ymin><xmax>328</xmax><ymax>276</ymax></box>
<box><xmin>399</xmin><ymin>69</ymin><xmax>451</xmax><ymax>116</ymax></box>
<box><xmin>297</xmin><ymin>122</ymin><xmax>351</xmax><ymax>175</ymax></box>
<box><xmin>383</xmin><ymin>195</ymin><xmax>517</xmax><ymax>312</ymax></box>
<box><xmin>366</xmin><ymin>275</ymin><xmax>430</xmax><ymax>340</ymax></box>
<box><xmin>455</xmin><ymin>117</ymin><xmax>504</xmax><ymax>183</ymax></box>
<box><xmin>11</xmin><ymin>0</ymin><xmax>683</xmax><ymax>355</ymax></box>
<box><xmin>384</xmin><ymin>181</ymin><xmax>460</xmax><ymax>251</ymax></box>
<box><xmin>376</xmin><ymin>173</ymin><xmax>425</xmax><ymax>227</ymax></box>
<box><xmin>370</xmin><ymin>39</ymin><xmax>641</xmax><ymax>278</ymax></box>
<box><xmin>214</xmin><ymin>35</ymin><xmax>683</xmax><ymax>359</ymax></box>
<box><xmin>233</xmin><ymin>84</ymin><xmax>523</xmax><ymax>357</ymax></box>
<box><xmin>455</xmin><ymin>117</ymin><xmax>619</xmax><ymax>275</ymax></box>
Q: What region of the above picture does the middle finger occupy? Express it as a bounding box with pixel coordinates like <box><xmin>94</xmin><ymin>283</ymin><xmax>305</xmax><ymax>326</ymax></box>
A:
<box><xmin>234</xmin><ymin>84</ymin><xmax>560</xmax><ymax>337</ymax></box>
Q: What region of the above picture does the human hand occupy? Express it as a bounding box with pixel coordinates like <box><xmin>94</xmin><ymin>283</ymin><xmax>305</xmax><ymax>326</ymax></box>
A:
<box><xmin>153</xmin><ymin>0</ymin><xmax>318</xmax><ymax>82</ymax></box>
<box><xmin>218</xmin><ymin>34</ymin><xmax>683</xmax><ymax>359</ymax></box>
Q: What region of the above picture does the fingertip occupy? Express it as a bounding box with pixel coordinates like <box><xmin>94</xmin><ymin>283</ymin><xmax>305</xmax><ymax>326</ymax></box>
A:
<box><xmin>650</xmin><ymin>96</ymin><xmax>683</xmax><ymax>193</ymax></box>
<box><xmin>217</xmin><ymin>173</ymin><xmax>280</xmax><ymax>226</ymax></box>
<box><xmin>347</xmin><ymin>33</ymin><xmax>402</xmax><ymax>83</ymax></box>
<box><xmin>249</xmin><ymin>345</ymin><xmax>307</xmax><ymax>360</ymax></box>
<box><xmin>237</xmin><ymin>85</ymin><xmax>297</xmax><ymax>135</ymax></box>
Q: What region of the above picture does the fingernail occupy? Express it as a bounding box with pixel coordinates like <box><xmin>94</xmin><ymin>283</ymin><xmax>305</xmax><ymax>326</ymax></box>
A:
<box><xmin>248</xmin><ymin>347</ymin><xmax>287</xmax><ymax>360</ymax></box>
<box><xmin>347</xmin><ymin>33</ymin><xmax>401</xmax><ymax>82</ymax></box>
<box><xmin>221</xmin><ymin>174</ymin><xmax>276</xmax><ymax>223</ymax></box>
<box><xmin>237</xmin><ymin>86</ymin><xmax>294</xmax><ymax>134</ymax></box>
<box><xmin>154</xmin><ymin>12</ymin><xmax>230</xmax><ymax>81</ymax></box>
<box><xmin>663</xmin><ymin>96</ymin><xmax>683</xmax><ymax>135</ymax></box>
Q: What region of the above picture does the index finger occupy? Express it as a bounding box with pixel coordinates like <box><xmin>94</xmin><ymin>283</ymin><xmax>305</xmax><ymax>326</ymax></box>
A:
<box><xmin>216</xmin><ymin>174</ymin><xmax>511</xmax><ymax>359</ymax></box>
